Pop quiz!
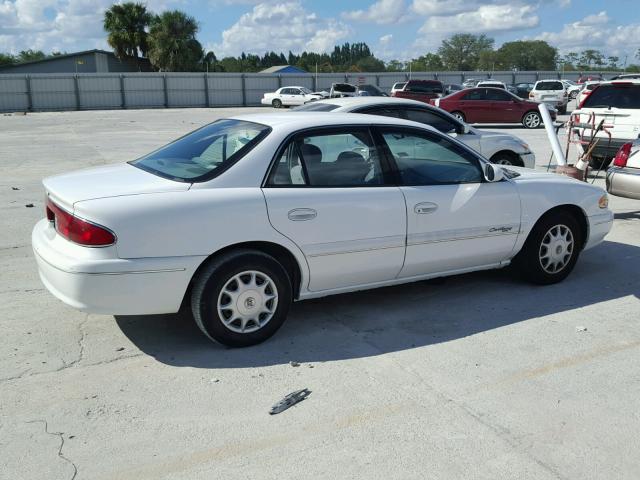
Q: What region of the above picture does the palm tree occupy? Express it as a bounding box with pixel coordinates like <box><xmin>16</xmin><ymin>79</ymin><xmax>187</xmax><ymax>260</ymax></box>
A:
<box><xmin>103</xmin><ymin>2</ymin><xmax>152</xmax><ymax>65</ymax></box>
<box><xmin>147</xmin><ymin>11</ymin><xmax>203</xmax><ymax>72</ymax></box>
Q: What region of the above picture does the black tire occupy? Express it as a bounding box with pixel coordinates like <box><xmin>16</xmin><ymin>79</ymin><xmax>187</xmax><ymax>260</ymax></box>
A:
<box><xmin>588</xmin><ymin>156</ymin><xmax>611</xmax><ymax>170</ymax></box>
<box><xmin>558</xmin><ymin>105</ymin><xmax>567</xmax><ymax>115</ymax></box>
<box><xmin>490</xmin><ymin>151</ymin><xmax>522</xmax><ymax>166</ymax></box>
<box><xmin>522</xmin><ymin>111</ymin><xmax>542</xmax><ymax>129</ymax></box>
<box><xmin>512</xmin><ymin>211</ymin><xmax>583</xmax><ymax>285</ymax></box>
<box><xmin>451</xmin><ymin>111</ymin><xmax>465</xmax><ymax>122</ymax></box>
<box><xmin>570</xmin><ymin>91</ymin><xmax>578</xmax><ymax>99</ymax></box>
<box><xmin>191</xmin><ymin>249</ymin><xmax>292</xmax><ymax>347</ymax></box>
<box><xmin>272</xmin><ymin>99</ymin><xmax>282</xmax><ymax>109</ymax></box>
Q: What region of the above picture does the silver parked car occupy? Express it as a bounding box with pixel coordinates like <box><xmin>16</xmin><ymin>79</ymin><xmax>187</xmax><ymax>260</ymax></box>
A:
<box><xmin>607</xmin><ymin>139</ymin><xmax>640</xmax><ymax>200</ymax></box>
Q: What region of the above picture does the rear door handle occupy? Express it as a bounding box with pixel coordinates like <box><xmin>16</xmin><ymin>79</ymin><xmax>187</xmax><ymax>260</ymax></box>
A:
<box><xmin>288</xmin><ymin>208</ymin><xmax>317</xmax><ymax>221</ymax></box>
<box><xmin>414</xmin><ymin>202</ymin><xmax>438</xmax><ymax>214</ymax></box>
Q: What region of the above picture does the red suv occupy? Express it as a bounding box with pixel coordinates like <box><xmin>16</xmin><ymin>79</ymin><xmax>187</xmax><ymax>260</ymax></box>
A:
<box><xmin>391</xmin><ymin>80</ymin><xmax>444</xmax><ymax>103</ymax></box>
<box><xmin>431</xmin><ymin>87</ymin><xmax>556</xmax><ymax>128</ymax></box>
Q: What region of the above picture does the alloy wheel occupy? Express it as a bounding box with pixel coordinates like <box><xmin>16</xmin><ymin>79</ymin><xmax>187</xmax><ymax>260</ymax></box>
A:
<box><xmin>539</xmin><ymin>224</ymin><xmax>574</xmax><ymax>274</ymax></box>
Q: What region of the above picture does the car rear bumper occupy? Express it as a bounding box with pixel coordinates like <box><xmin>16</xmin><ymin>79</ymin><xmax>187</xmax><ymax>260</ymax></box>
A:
<box><xmin>581</xmin><ymin>136</ymin><xmax>630</xmax><ymax>159</ymax></box>
<box><xmin>585</xmin><ymin>211</ymin><xmax>614</xmax><ymax>251</ymax></box>
<box><xmin>32</xmin><ymin>219</ymin><xmax>205</xmax><ymax>315</ymax></box>
<box><xmin>606</xmin><ymin>166</ymin><xmax>640</xmax><ymax>200</ymax></box>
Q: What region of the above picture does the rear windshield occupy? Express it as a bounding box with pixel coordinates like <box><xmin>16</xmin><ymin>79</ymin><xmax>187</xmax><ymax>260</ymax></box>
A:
<box><xmin>582</xmin><ymin>84</ymin><xmax>640</xmax><ymax>109</ymax></box>
<box><xmin>293</xmin><ymin>102</ymin><xmax>340</xmax><ymax>112</ymax></box>
<box><xmin>536</xmin><ymin>81</ymin><xmax>563</xmax><ymax>90</ymax></box>
<box><xmin>333</xmin><ymin>83</ymin><xmax>357</xmax><ymax>92</ymax></box>
<box><xmin>131</xmin><ymin>119</ymin><xmax>270</xmax><ymax>182</ymax></box>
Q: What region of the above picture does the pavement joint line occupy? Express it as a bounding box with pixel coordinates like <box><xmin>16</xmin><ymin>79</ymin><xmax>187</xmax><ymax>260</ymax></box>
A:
<box><xmin>26</xmin><ymin>419</ymin><xmax>78</xmax><ymax>480</ymax></box>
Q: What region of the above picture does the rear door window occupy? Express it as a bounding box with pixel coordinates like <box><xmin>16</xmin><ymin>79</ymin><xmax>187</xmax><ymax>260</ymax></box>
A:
<box><xmin>404</xmin><ymin>108</ymin><xmax>460</xmax><ymax>134</ymax></box>
<box><xmin>462</xmin><ymin>89</ymin><xmax>487</xmax><ymax>101</ymax></box>
<box><xmin>582</xmin><ymin>84</ymin><xmax>640</xmax><ymax>109</ymax></box>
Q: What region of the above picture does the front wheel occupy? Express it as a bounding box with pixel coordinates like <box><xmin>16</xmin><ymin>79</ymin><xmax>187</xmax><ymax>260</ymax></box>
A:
<box><xmin>512</xmin><ymin>211</ymin><xmax>582</xmax><ymax>285</ymax></box>
<box><xmin>191</xmin><ymin>250</ymin><xmax>292</xmax><ymax>347</ymax></box>
<box><xmin>522</xmin><ymin>111</ymin><xmax>541</xmax><ymax>129</ymax></box>
<box><xmin>272</xmin><ymin>99</ymin><xmax>282</xmax><ymax>109</ymax></box>
<box><xmin>451</xmin><ymin>111</ymin><xmax>465</xmax><ymax>122</ymax></box>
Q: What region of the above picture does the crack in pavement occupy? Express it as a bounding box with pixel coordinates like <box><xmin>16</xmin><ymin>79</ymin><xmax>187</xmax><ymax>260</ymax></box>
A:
<box><xmin>60</xmin><ymin>316</ymin><xmax>88</xmax><ymax>370</ymax></box>
<box><xmin>26</xmin><ymin>419</ymin><xmax>78</xmax><ymax>480</ymax></box>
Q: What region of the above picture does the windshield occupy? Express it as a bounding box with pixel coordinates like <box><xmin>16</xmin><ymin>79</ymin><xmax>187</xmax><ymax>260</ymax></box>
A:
<box><xmin>131</xmin><ymin>119</ymin><xmax>270</xmax><ymax>182</ymax></box>
<box><xmin>300</xmin><ymin>87</ymin><xmax>312</xmax><ymax>94</ymax></box>
<box><xmin>292</xmin><ymin>102</ymin><xmax>340</xmax><ymax>111</ymax></box>
<box><xmin>582</xmin><ymin>84</ymin><xmax>640</xmax><ymax>109</ymax></box>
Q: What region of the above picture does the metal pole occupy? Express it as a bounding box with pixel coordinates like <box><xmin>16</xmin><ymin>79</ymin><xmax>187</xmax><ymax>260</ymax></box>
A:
<box><xmin>163</xmin><ymin>74</ymin><xmax>168</xmax><ymax>108</ymax></box>
<box><xmin>204</xmin><ymin>73</ymin><xmax>210</xmax><ymax>108</ymax></box>
<box><xmin>120</xmin><ymin>74</ymin><xmax>126</xmax><ymax>109</ymax></box>
<box><xmin>241</xmin><ymin>74</ymin><xmax>246</xmax><ymax>106</ymax></box>
<box><xmin>73</xmin><ymin>74</ymin><xmax>81</xmax><ymax>110</ymax></box>
<box><xmin>25</xmin><ymin>75</ymin><xmax>33</xmax><ymax>112</ymax></box>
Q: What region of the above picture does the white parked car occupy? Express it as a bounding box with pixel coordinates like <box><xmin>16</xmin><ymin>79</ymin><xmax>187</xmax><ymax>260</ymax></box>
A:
<box><xmin>33</xmin><ymin>113</ymin><xmax>613</xmax><ymax>347</ymax></box>
<box><xmin>575</xmin><ymin>79</ymin><xmax>640</xmax><ymax>168</ymax></box>
<box><xmin>576</xmin><ymin>81</ymin><xmax>601</xmax><ymax>107</ymax></box>
<box><xmin>294</xmin><ymin>97</ymin><xmax>536</xmax><ymax>167</ymax></box>
<box><xmin>261</xmin><ymin>86</ymin><xmax>321</xmax><ymax>108</ymax></box>
<box><xmin>561</xmin><ymin>80</ymin><xmax>581</xmax><ymax>99</ymax></box>
<box><xmin>390</xmin><ymin>82</ymin><xmax>406</xmax><ymax>94</ymax></box>
<box><xmin>476</xmin><ymin>80</ymin><xmax>507</xmax><ymax>89</ymax></box>
<box><xmin>530</xmin><ymin>80</ymin><xmax>568</xmax><ymax>114</ymax></box>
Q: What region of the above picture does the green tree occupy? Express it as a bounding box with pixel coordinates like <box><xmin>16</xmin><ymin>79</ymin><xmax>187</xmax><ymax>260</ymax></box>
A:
<box><xmin>385</xmin><ymin>59</ymin><xmax>405</xmax><ymax>72</ymax></box>
<box><xmin>147</xmin><ymin>10</ymin><xmax>203</xmax><ymax>71</ymax></box>
<box><xmin>0</xmin><ymin>53</ymin><xmax>15</xmax><ymax>66</ymax></box>
<box><xmin>356</xmin><ymin>55</ymin><xmax>385</xmax><ymax>72</ymax></box>
<box><xmin>17</xmin><ymin>50</ymin><xmax>46</xmax><ymax>62</ymax></box>
<box><xmin>414</xmin><ymin>53</ymin><xmax>443</xmax><ymax>71</ymax></box>
<box><xmin>438</xmin><ymin>34</ymin><xmax>494</xmax><ymax>70</ymax></box>
<box><xmin>578</xmin><ymin>49</ymin><xmax>604</xmax><ymax>69</ymax></box>
<box><xmin>103</xmin><ymin>2</ymin><xmax>152</xmax><ymax>66</ymax></box>
<box><xmin>495</xmin><ymin>40</ymin><xmax>557</xmax><ymax>70</ymax></box>
<box><xmin>607</xmin><ymin>56</ymin><xmax>619</xmax><ymax>69</ymax></box>
<box><xmin>477</xmin><ymin>50</ymin><xmax>498</xmax><ymax>70</ymax></box>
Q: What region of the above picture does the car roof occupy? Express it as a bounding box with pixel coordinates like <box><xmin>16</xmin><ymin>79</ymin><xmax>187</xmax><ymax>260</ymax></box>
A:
<box><xmin>228</xmin><ymin>111</ymin><xmax>439</xmax><ymax>133</ymax></box>
<box><xmin>299</xmin><ymin>96</ymin><xmax>428</xmax><ymax>109</ymax></box>
<box><xmin>596</xmin><ymin>79</ymin><xmax>640</xmax><ymax>85</ymax></box>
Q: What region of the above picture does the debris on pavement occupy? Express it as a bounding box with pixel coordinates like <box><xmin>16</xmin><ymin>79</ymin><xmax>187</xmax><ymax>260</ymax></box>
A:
<box><xmin>25</xmin><ymin>203</ymin><xmax>34</xmax><ymax>208</ymax></box>
<box><xmin>576</xmin><ymin>326</ymin><xmax>588</xmax><ymax>332</ymax></box>
<box><xmin>289</xmin><ymin>361</ymin><xmax>300</xmax><ymax>367</ymax></box>
<box><xmin>11</xmin><ymin>187</ymin><xmax>19</xmax><ymax>190</ymax></box>
<box><xmin>115</xmin><ymin>347</ymin><xmax>125</xmax><ymax>351</ymax></box>
<box><xmin>269</xmin><ymin>389</ymin><xmax>311</xmax><ymax>415</ymax></box>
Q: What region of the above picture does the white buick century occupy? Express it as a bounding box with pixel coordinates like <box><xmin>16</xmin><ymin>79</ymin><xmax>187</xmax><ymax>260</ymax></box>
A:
<box><xmin>33</xmin><ymin>113</ymin><xmax>613</xmax><ymax>347</ymax></box>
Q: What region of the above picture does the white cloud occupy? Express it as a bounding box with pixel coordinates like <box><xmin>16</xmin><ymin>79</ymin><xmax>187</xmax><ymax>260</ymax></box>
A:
<box><xmin>342</xmin><ymin>0</ymin><xmax>408</xmax><ymax>25</ymax></box>
<box><xmin>535</xmin><ymin>11</ymin><xmax>640</xmax><ymax>58</ymax></box>
<box><xmin>379</xmin><ymin>34</ymin><xmax>393</xmax><ymax>45</ymax></box>
<box><xmin>419</xmin><ymin>3</ymin><xmax>539</xmax><ymax>34</ymax></box>
<box><xmin>210</xmin><ymin>1</ymin><xmax>350</xmax><ymax>56</ymax></box>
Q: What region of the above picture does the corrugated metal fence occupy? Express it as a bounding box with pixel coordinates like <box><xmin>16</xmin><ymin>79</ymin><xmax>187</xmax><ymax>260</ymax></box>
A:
<box><xmin>0</xmin><ymin>71</ymin><xmax>615</xmax><ymax>113</ymax></box>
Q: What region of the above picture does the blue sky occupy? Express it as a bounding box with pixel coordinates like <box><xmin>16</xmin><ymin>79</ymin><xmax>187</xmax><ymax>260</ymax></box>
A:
<box><xmin>1</xmin><ymin>0</ymin><xmax>639</xmax><ymax>63</ymax></box>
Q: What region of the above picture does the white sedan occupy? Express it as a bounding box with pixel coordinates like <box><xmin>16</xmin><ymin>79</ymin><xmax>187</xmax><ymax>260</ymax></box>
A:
<box><xmin>260</xmin><ymin>86</ymin><xmax>322</xmax><ymax>108</ymax></box>
<box><xmin>294</xmin><ymin>97</ymin><xmax>536</xmax><ymax>167</ymax></box>
<box><xmin>33</xmin><ymin>113</ymin><xmax>613</xmax><ymax>347</ymax></box>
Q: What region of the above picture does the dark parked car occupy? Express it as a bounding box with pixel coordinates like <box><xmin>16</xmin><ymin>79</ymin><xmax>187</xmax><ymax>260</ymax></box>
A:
<box><xmin>510</xmin><ymin>82</ymin><xmax>535</xmax><ymax>99</ymax></box>
<box><xmin>357</xmin><ymin>84</ymin><xmax>389</xmax><ymax>96</ymax></box>
<box><xmin>391</xmin><ymin>80</ymin><xmax>444</xmax><ymax>103</ymax></box>
<box><xmin>431</xmin><ymin>87</ymin><xmax>556</xmax><ymax>128</ymax></box>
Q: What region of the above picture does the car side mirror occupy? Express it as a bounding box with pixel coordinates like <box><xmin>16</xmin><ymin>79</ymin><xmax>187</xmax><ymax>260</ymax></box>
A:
<box><xmin>484</xmin><ymin>163</ymin><xmax>505</xmax><ymax>182</ymax></box>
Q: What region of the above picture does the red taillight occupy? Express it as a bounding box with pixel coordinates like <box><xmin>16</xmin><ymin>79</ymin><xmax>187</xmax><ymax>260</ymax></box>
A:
<box><xmin>46</xmin><ymin>198</ymin><xmax>116</xmax><ymax>246</ymax></box>
<box><xmin>613</xmin><ymin>143</ymin><xmax>632</xmax><ymax>167</ymax></box>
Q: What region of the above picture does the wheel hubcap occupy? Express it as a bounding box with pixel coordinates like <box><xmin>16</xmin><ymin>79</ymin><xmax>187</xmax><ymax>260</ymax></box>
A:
<box><xmin>454</xmin><ymin>113</ymin><xmax>464</xmax><ymax>121</ymax></box>
<box><xmin>525</xmin><ymin>114</ymin><xmax>540</xmax><ymax>128</ymax></box>
<box><xmin>494</xmin><ymin>158</ymin><xmax>513</xmax><ymax>165</ymax></box>
<box><xmin>217</xmin><ymin>270</ymin><xmax>278</xmax><ymax>333</ymax></box>
<box><xmin>539</xmin><ymin>224</ymin><xmax>574</xmax><ymax>274</ymax></box>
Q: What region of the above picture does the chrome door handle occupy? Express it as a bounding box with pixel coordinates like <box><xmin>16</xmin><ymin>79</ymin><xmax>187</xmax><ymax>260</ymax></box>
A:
<box><xmin>414</xmin><ymin>202</ymin><xmax>438</xmax><ymax>214</ymax></box>
<box><xmin>288</xmin><ymin>208</ymin><xmax>317</xmax><ymax>221</ymax></box>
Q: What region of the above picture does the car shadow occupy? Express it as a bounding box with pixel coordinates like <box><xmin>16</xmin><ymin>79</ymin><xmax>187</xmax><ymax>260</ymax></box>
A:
<box><xmin>116</xmin><ymin>240</ymin><xmax>639</xmax><ymax>369</ymax></box>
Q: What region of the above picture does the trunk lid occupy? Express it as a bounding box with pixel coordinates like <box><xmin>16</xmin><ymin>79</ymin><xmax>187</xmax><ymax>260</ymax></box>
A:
<box><xmin>43</xmin><ymin>163</ymin><xmax>190</xmax><ymax>211</ymax></box>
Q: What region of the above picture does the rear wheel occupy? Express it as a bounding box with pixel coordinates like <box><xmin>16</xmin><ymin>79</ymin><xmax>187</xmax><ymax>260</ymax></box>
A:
<box><xmin>451</xmin><ymin>111</ymin><xmax>465</xmax><ymax>122</ymax></box>
<box><xmin>522</xmin><ymin>111</ymin><xmax>541</xmax><ymax>129</ymax></box>
<box><xmin>513</xmin><ymin>211</ymin><xmax>582</xmax><ymax>285</ymax></box>
<box><xmin>272</xmin><ymin>99</ymin><xmax>282</xmax><ymax>109</ymax></box>
<box><xmin>558</xmin><ymin>105</ymin><xmax>567</xmax><ymax>115</ymax></box>
<box><xmin>191</xmin><ymin>250</ymin><xmax>292</xmax><ymax>347</ymax></box>
<box><xmin>570</xmin><ymin>91</ymin><xmax>578</xmax><ymax>99</ymax></box>
<box><xmin>588</xmin><ymin>156</ymin><xmax>611</xmax><ymax>170</ymax></box>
